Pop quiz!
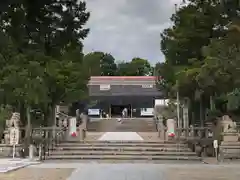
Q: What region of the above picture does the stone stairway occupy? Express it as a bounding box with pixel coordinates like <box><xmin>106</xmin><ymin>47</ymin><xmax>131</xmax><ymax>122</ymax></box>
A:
<box><xmin>46</xmin><ymin>140</ymin><xmax>201</xmax><ymax>161</ymax></box>
<box><xmin>87</xmin><ymin>118</ymin><xmax>157</xmax><ymax>132</ymax></box>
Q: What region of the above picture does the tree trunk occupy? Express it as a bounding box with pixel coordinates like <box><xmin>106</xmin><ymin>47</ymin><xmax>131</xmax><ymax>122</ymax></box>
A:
<box><xmin>210</xmin><ymin>95</ymin><xmax>215</xmax><ymax>110</ymax></box>
<box><xmin>25</xmin><ymin>105</ymin><xmax>32</xmax><ymax>145</ymax></box>
<box><xmin>47</xmin><ymin>103</ymin><xmax>56</xmax><ymax>138</ymax></box>
<box><xmin>200</xmin><ymin>96</ymin><xmax>204</xmax><ymax>127</ymax></box>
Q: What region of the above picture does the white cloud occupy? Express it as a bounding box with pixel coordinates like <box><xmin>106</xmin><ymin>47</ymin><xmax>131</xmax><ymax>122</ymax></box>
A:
<box><xmin>83</xmin><ymin>0</ymin><xmax>182</xmax><ymax>64</ymax></box>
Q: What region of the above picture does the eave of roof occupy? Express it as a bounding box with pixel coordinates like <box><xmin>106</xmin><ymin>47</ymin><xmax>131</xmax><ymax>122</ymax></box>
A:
<box><xmin>90</xmin><ymin>76</ymin><xmax>158</xmax><ymax>81</ymax></box>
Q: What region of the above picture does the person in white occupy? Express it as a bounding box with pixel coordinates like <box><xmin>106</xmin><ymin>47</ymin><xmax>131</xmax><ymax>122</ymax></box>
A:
<box><xmin>122</xmin><ymin>108</ymin><xmax>128</xmax><ymax>118</ymax></box>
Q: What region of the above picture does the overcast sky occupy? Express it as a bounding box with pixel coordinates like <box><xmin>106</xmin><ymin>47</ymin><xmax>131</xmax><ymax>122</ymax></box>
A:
<box><xmin>83</xmin><ymin>0</ymin><xmax>182</xmax><ymax>64</ymax></box>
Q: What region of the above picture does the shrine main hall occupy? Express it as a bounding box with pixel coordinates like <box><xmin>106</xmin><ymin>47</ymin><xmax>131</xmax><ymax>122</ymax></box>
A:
<box><xmin>75</xmin><ymin>76</ymin><xmax>163</xmax><ymax>118</ymax></box>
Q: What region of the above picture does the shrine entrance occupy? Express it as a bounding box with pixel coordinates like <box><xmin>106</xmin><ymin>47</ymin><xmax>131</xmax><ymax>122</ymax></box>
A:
<box><xmin>110</xmin><ymin>104</ymin><xmax>131</xmax><ymax>118</ymax></box>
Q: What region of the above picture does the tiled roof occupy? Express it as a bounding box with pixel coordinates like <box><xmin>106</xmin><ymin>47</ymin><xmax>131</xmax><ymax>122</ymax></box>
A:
<box><xmin>90</xmin><ymin>76</ymin><xmax>156</xmax><ymax>80</ymax></box>
<box><xmin>89</xmin><ymin>76</ymin><xmax>160</xmax><ymax>85</ymax></box>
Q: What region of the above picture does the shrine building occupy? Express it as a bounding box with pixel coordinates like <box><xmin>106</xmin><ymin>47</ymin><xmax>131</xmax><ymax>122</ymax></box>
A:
<box><xmin>84</xmin><ymin>76</ymin><xmax>163</xmax><ymax>118</ymax></box>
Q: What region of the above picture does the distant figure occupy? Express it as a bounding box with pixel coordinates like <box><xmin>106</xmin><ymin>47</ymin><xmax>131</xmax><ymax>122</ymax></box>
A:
<box><xmin>122</xmin><ymin>108</ymin><xmax>128</xmax><ymax>118</ymax></box>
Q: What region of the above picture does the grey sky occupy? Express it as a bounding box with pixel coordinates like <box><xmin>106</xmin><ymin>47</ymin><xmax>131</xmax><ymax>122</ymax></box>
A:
<box><xmin>83</xmin><ymin>0</ymin><xmax>182</xmax><ymax>64</ymax></box>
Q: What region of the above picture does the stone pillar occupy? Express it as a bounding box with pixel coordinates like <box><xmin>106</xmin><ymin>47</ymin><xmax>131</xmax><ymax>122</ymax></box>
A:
<box><xmin>157</xmin><ymin>115</ymin><xmax>166</xmax><ymax>140</ymax></box>
<box><xmin>78</xmin><ymin>114</ymin><xmax>88</xmax><ymax>141</ymax></box>
<box><xmin>166</xmin><ymin>119</ymin><xmax>176</xmax><ymax>140</ymax></box>
<box><xmin>66</xmin><ymin>117</ymin><xmax>77</xmax><ymax>141</ymax></box>
<box><xmin>183</xmin><ymin>106</ymin><xmax>189</xmax><ymax>128</ymax></box>
<box><xmin>4</xmin><ymin>112</ymin><xmax>21</xmax><ymax>144</ymax></box>
<box><xmin>29</xmin><ymin>144</ymin><xmax>35</xmax><ymax>160</ymax></box>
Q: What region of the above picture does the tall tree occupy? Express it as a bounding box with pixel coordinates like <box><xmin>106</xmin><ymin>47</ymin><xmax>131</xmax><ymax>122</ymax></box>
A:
<box><xmin>161</xmin><ymin>1</ymin><xmax>224</xmax><ymax>66</ymax></box>
<box><xmin>159</xmin><ymin>0</ymin><xmax>240</xmax><ymax>123</ymax></box>
<box><xmin>83</xmin><ymin>52</ymin><xmax>117</xmax><ymax>76</ymax></box>
<box><xmin>155</xmin><ymin>62</ymin><xmax>176</xmax><ymax>97</ymax></box>
<box><xmin>0</xmin><ymin>0</ymin><xmax>90</xmax><ymax>126</ymax></box>
<box><xmin>197</xmin><ymin>26</ymin><xmax>240</xmax><ymax>112</ymax></box>
<box><xmin>117</xmin><ymin>58</ymin><xmax>152</xmax><ymax>76</ymax></box>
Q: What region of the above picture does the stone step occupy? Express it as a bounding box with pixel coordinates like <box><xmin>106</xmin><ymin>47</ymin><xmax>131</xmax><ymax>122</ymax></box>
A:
<box><xmin>87</xmin><ymin>119</ymin><xmax>157</xmax><ymax>132</ymax></box>
<box><xmin>87</xmin><ymin>129</ymin><xmax>157</xmax><ymax>132</ymax></box>
<box><xmin>53</xmin><ymin>146</ymin><xmax>191</xmax><ymax>152</ymax></box>
<box><xmin>60</xmin><ymin>140</ymin><xmax>179</xmax><ymax>144</ymax></box>
<box><xmin>47</xmin><ymin>154</ymin><xmax>201</xmax><ymax>161</ymax></box>
<box><xmin>221</xmin><ymin>142</ymin><xmax>240</xmax><ymax>146</ymax></box>
<box><xmin>57</xmin><ymin>143</ymin><xmax>187</xmax><ymax>148</ymax></box>
<box><xmin>220</xmin><ymin>145</ymin><xmax>240</xmax><ymax>149</ymax></box>
<box><xmin>44</xmin><ymin>159</ymin><xmax>203</xmax><ymax>164</ymax></box>
<box><xmin>49</xmin><ymin>151</ymin><xmax>196</xmax><ymax>156</ymax></box>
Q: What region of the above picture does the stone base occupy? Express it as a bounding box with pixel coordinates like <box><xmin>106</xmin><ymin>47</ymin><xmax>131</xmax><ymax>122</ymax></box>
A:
<box><xmin>0</xmin><ymin>144</ymin><xmax>23</xmax><ymax>157</ymax></box>
<box><xmin>220</xmin><ymin>146</ymin><xmax>240</xmax><ymax>159</ymax></box>
<box><xmin>223</xmin><ymin>133</ymin><xmax>239</xmax><ymax>142</ymax></box>
<box><xmin>220</xmin><ymin>134</ymin><xmax>240</xmax><ymax>159</ymax></box>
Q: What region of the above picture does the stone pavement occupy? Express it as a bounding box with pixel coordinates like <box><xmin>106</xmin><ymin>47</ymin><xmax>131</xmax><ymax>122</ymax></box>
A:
<box><xmin>164</xmin><ymin>166</ymin><xmax>240</xmax><ymax>180</ymax></box>
<box><xmin>98</xmin><ymin>132</ymin><xmax>143</xmax><ymax>141</ymax></box>
<box><xmin>0</xmin><ymin>158</ymin><xmax>39</xmax><ymax>173</ymax></box>
<box><xmin>0</xmin><ymin>167</ymin><xmax>74</xmax><ymax>180</ymax></box>
<box><xmin>2</xmin><ymin>160</ymin><xmax>240</xmax><ymax>179</ymax></box>
<box><xmin>67</xmin><ymin>164</ymin><xmax>164</xmax><ymax>180</ymax></box>
<box><xmin>28</xmin><ymin>162</ymin><xmax>240</xmax><ymax>180</ymax></box>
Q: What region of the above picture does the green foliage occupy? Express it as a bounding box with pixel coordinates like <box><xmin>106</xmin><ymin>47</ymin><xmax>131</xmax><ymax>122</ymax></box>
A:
<box><xmin>0</xmin><ymin>105</ymin><xmax>12</xmax><ymax>127</ymax></box>
<box><xmin>155</xmin><ymin>62</ymin><xmax>176</xmax><ymax>97</ymax></box>
<box><xmin>227</xmin><ymin>89</ymin><xmax>240</xmax><ymax>112</ymax></box>
<box><xmin>117</xmin><ymin>58</ymin><xmax>152</xmax><ymax>76</ymax></box>
<box><xmin>83</xmin><ymin>52</ymin><xmax>117</xmax><ymax>76</ymax></box>
<box><xmin>161</xmin><ymin>0</ymin><xmax>223</xmax><ymax>66</ymax></box>
<box><xmin>83</xmin><ymin>53</ymin><xmax>153</xmax><ymax>76</ymax></box>
<box><xmin>0</xmin><ymin>0</ymin><xmax>91</xmax><ymax>126</ymax></box>
<box><xmin>154</xmin><ymin>100</ymin><xmax>177</xmax><ymax>120</ymax></box>
<box><xmin>205</xmin><ymin>108</ymin><xmax>222</xmax><ymax>122</ymax></box>
<box><xmin>159</xmin><ymin>0</ymin><xmax>240</xmax><ymax>122</ymax></box>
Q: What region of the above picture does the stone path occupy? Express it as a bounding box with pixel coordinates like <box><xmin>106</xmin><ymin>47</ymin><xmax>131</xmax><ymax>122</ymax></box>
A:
<box><xmin>29</xmin><ymin>162</ymin><xmax>240</xmax><ymax>180</ymax></box>
<box><xmin>0</xmin><ymin>158</ymin><xmax>39</xmax><ymax>173</ymax></box>
<box><xmin>0</xmin><ymin>167</ymin><xmax>74</xmax><ymax>180</ymax></box>
<box><xmin>68</xmin><ymin>164</ymin><xmax>164</xmax><ymax>180</ymax></box>
<box><xmin>98</xmin><ymin>132</ymin><xmax>143</xmax><ymax>141</ymax></box>
<box><xmin>3</xmin><ymin>161</ymin><xmax>240</xmax><ymax>179</ymax></box>
<box><xmin>164</xmin><ymin>166</ymin><xmax>240</xmax><ymax>180</ymax></box>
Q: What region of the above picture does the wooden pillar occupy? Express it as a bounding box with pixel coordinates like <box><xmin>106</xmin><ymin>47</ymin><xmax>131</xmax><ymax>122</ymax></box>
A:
<box><xmin>109</xmin><ymin>104</ymin><xmax>111</xmax><ymax>118</ymax></box>
<box><xmin>130</xmin><ymin>104</ymin><xmax>133</xmax><ymax>118</ymax></box>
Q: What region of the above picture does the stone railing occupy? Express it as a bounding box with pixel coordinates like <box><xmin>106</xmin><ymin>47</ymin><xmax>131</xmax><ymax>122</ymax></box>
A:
<box><xmin>157</xmin><ymin>126</ymin><xmax>213</xmax><ymax>140</ymax></box>
<box><xmin>175</xmin><ymin>127</ymin><xmax>213</xmax><ymax>140</ymax></box>
<box><xmin>31</xmin><ymin>126</ymin><xmax>68</xmax><ymax>160</ymax></box>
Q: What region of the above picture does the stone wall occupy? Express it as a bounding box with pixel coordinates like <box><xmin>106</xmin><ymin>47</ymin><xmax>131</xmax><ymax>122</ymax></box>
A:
<box><xmin>0</xmin><ymin>144</ymin><xmax>23</xmax><ymax>157</ymax></box>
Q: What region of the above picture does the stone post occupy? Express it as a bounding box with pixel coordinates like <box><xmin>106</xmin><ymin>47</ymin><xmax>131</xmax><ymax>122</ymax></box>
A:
<box><xmin>157</xmin><ymin>115</ymin><xmax>166</xmax><ymax>140</ymax></box>
<box><xmin>79</xmin><ymin>113</ymin><xmax>88</xmax><ymax>141</ymax></box>
<box><xmin>29</xmin><ymin>144</ymin><xmax>35</xmax><ymax>160</ymax></box>
<box><xmin>4</xmin><ymin>112</ymin><xmax>21</xmax><ymax>144</ymax></box>
<box><xmin>183</xmin><ymin>106</ymin><xmax>189</xmax><ymax>128</ymax></box>
<box><xmin>166</xmin><ymin>119</ymin><xmax>176</xmax><ymax>141</ymax></box>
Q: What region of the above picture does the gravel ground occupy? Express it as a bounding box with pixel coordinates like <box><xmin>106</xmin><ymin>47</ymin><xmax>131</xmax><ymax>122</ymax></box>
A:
<box><xmin>164</xmin><ymin>167</ymin><xmax>240</xmax><ymax>180</ymax></box>
<box><xmin>0</xmin><ymin>168</ymin><xmax>74</xmax><ymax>180</ymax></box>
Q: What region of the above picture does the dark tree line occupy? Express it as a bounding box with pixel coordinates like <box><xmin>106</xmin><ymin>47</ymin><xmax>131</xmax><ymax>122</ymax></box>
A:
<box><xmin>83</xmin><ymin>51</ymin><xmax>154</xmax><ymax>76</ymax></box>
